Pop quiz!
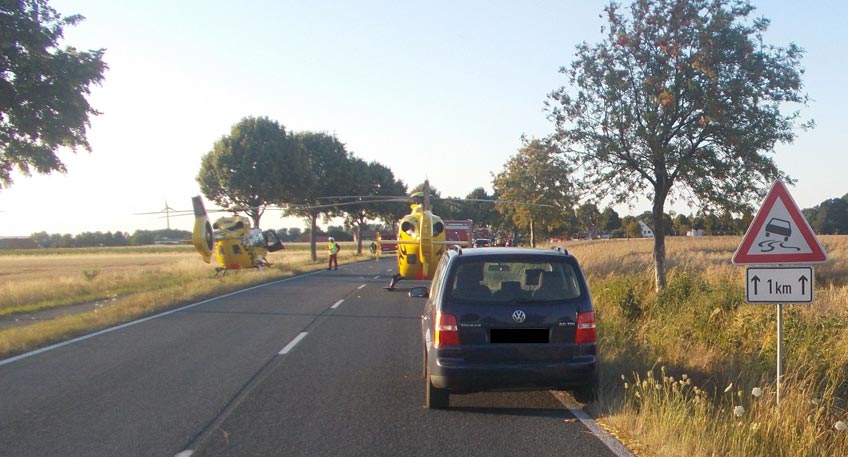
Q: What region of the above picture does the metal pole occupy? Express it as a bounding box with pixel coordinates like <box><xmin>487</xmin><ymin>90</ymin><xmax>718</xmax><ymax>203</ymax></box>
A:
<box><xmin>776</xmin><ymin>303</ymin><xmax>783</xmax><ymax>405</ymax></box>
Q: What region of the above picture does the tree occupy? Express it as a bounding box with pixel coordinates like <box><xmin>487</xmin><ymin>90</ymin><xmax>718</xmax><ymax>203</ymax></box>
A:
<box><xmin>197</xmin><ymin>116</ymin><xmax>307</xmax><ymax>228</ymax></box>
<box><xmin>806</xmin><ymin>198</ymin><xmax>848</xmax><ymax>235</ymax></box>
<box><xmin>548</xmin><ymin>0</ymin><xmax>810</xmax><ymax>290</ymax></box>
<box><xmin>493</xmin><ymin>138</ymin><xmax>575</xmax><ymax>247</ymax></box>
<box><xmin>576</xmin><ymin>203</ymin><xmax>602</xmax><ymax>238</ymax></box>
<box><xmin>0</xmin><ymin>0</ymin><xmax>107</xmax><ymax>188</ymax></box>
<box><xmin>339</xmin><ymin>158</ymin><xmax>406</xmax><ymax>254</ymax></box>
<box><xmin>600</xmin><ymin>207</ymin><xmax>622</xmax><ymax>233</ymax></box>
<box><xmin>287</xmin><ymin>132</ymin><xmax>353</xmax><ymax>261</ymax></box>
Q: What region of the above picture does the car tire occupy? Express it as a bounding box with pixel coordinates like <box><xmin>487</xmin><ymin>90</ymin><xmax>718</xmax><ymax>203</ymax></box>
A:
<box><xmin>425</xmin><ymin>375</ymin><xmax>449</xmax><ymax>409</ymax></box>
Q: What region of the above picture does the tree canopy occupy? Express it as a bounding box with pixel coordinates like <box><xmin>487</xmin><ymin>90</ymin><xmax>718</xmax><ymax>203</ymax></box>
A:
<box><xmin>492</xmin><ymin>138</ymin><xmax>575</xmax><ymax>246</ymax></box>
<box><xmin>197</xmin><ymin>116</ymin><xmax>307</xmax><ymax>228</ymax></box>
<box><xmin>548</xmin><ymin>0</ymin><xmax>810</xmax><ymax>289</ymax></box>
<box><xmin>0</xmin><ymin>0</ymin><xmax>107</xmax><ymax>188</ymax></box>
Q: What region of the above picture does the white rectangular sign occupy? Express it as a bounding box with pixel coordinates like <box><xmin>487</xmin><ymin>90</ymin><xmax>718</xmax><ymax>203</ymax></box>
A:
<box><xmin>746</xmin><ymin>266</ymin><xmax>814</xmax><ymax>303</ymax></box>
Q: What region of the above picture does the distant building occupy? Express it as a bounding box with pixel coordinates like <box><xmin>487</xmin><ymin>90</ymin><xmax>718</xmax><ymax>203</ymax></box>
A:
<box><xmin>638</xmin><ymin>221</ymin><xmax>654</xmax><ymax>238</ymax></box>
<box><xmin>0</xmin><ymin>237</ymin><xmax>39</xmax><ymax>249</ymax></box>
<box><xmin>687</xmin><ymin>229</ymin><xmax>705</xmax><ymax>237</ymax></box>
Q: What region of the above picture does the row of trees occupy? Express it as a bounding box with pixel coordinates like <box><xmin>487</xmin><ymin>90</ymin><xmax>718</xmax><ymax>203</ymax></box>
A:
<box><xmin>197</xmin><ymin>117</ymin><xmax>408</xmax><ymax>260</ymax></box>
<box><xmin>30</xmin><ymin>229</ymin><xmax>191</xmax><ymax>248</ymax></box>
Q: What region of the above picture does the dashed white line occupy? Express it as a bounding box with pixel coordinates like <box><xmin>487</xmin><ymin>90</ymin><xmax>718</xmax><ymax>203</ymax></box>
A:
<box><xmin>278</xmin><ymin>332</ymin><xmax>308</xmax><ymax>355</ymax></box>
<box><xmin>331</xmin><ymin>299</ymin><xmax>344</xmax><ymax>309</ymax></box>
<box><xmin>357</xmin><ymin>284</ymin><xmax>366</xmax><ymax>290</ymax></box>
<box><xmin>373</xmin><ymin>275</ymin><xmax>380</xmax><ymax>280</ymax></box>
<box><xmin>174</xmin><ymin>451</ymin><xmax>194</xmax><ymax>457</ymax></box>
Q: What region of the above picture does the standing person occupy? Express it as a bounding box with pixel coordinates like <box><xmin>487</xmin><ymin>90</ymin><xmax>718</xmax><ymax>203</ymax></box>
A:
<box><xmin>328</xmin><ymin>237</ymin><xmax>341</xmax><ymax>270</ymax></box>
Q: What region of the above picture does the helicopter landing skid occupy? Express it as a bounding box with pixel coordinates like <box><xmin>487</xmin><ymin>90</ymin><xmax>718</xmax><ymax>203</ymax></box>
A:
<box><xmin>384</xmin><ymin>273</ymin><xmax>403</xmax><ymax>291</ymax></box>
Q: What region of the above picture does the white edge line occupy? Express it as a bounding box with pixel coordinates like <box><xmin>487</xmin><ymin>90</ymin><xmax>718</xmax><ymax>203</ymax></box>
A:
<box><xmin>0</xmin><ymin>270</ymin><xmax>326</xmax><ymax>367</ymax></box>
<box><xmin>568</xmin><ymin>408</ymin><xmax>634</xmax><ymax>457</ymax></box>
<box><xmin>357</xmin><ymin>284</ymin><xmax>366</xmax><ymax>290</ymax></box>
<box><xmin>331</xmin><ymin>299</ymin><xmax>344</xmax><ymax>309</ymax></box>
<box><xmin>278</xmin><ymin>332</ymin><xmax>308</xmax><ymax>355</ymax></box>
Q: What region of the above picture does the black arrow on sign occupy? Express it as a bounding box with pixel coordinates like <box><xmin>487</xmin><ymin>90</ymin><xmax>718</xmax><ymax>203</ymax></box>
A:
<box><xmin>798</xmin><ymin>275</ymin><xmax>808</xmax><ymax>296</ymax></box>
<box><xmin>751</xmin><ymin>275</ymin><xmax>760</xmax><ymax>295</ymax></box>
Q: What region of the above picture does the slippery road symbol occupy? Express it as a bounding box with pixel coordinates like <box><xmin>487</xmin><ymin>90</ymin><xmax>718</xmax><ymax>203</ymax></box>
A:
<box><xmin>757</xmin><ymin>218</ymin><xmax>800</xmax><ymax>252</ymax></box>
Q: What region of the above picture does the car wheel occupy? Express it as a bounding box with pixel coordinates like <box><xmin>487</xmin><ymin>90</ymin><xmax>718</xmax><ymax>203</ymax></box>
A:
<box><xmin>425</xmin><ymin>373</ymin><xmax>449</xmax><ymax>409</ymax></box>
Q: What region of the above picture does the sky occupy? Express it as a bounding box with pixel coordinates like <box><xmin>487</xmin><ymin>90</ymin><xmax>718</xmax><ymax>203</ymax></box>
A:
<box><xmin>1</xmin><ymin>0</ymin><xmax>846</xmax><ymax>236</ymax></box>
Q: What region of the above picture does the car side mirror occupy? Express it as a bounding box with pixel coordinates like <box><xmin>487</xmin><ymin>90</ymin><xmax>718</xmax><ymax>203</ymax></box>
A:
<box><xmin>409</xmin><ymin>287</ymin><xmax>429</xmax><ymax>298</ymax></box>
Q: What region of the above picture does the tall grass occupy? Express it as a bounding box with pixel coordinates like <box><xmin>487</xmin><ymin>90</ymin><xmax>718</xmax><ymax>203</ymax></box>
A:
<box><xmin>562</xmin><ymin>236</ymin><xmax>848</xmax><ymax>456</ymax></box>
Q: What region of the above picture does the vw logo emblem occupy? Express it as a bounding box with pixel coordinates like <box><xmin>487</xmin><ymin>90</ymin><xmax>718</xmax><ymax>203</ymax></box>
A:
<box><xmin>512</xmin><ymin>310</ymin><xmax>526</xmax><ymax>324</ymax></box>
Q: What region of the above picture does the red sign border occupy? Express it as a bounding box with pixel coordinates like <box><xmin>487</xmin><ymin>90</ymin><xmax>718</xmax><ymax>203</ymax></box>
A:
<box><xmin>732</xmin><ymin>181</ymin><xmax>827</xmax><ymax>265</ymax></box>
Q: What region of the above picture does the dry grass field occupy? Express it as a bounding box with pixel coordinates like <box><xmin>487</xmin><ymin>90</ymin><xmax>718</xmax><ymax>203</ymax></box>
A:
<box><xmin>2</xmin><ymin>237</ymin><xmax>846</xmax><ymax>455</ymax></box>
<box><xmin>561</xmin><ymin>236</ymin><xmax>848</xmax><ymax>456</ymax></box>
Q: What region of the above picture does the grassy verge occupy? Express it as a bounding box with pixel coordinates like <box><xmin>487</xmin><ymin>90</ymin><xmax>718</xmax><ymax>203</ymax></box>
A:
<box><xmin>562</xmin><ymin>237</ymin><xmax>848</xmax><ymax>456</ymax></box>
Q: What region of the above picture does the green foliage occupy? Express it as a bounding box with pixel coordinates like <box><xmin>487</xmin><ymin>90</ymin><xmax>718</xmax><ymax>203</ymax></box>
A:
<box><xmin>492</xmin><ymin>137</ymin><xmax>576</xmax><ymax>246</ymax></box>
<box><xmin>804</xmin><ymin>196</ymin><xmax>848</xmax><ymax>234</ymax></box>
<box><xmin>197</xmin><ymin>116</ymin><xmax>308</xmax><ymax>228</ymax></box>
<box><xmin>549</xmin><ymin>0</ymin><xmax>811</xmax><ymax>289</ymax></box>
<box><xmin>0</xmin><ymin>0</ymin><xmax>107</xmax><ymax>187</ymax></box>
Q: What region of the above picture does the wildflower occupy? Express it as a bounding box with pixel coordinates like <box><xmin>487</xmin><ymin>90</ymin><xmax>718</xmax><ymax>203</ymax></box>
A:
<box><xmin>836</xmin><ymin>421</ymin><xmax>847</xmax><ymax>432</ymax></box>
<box><xmin>724</xmin><ymin>383</ymin><xmax>733</xmax><ymax>393</ymax></box>
<box><xmin>624</xmin><ymin>382</ymin><xmax>629</xmax><ymax>390</ymax></box>
<box><xmin>681</xmin><ymin>374</ymin><xmax>689</xmax><ymax>381</ymax></box>
<box><xmin>621</xmin><ymin>374</ymin><xmax>626</xmax><ymax>381</ymax></box>
<box><xmin>751</xmin><ymin>387</ymin><xmax>763</xmax><ymax>398</ymax></box>
<box><xmin>734</xmin><ymin>406</ymin><xmax>745</xmax><ymax>417</ymax></box>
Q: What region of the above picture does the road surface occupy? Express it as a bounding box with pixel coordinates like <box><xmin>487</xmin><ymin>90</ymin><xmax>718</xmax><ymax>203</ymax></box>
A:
<box><xmin>0</xmin><ymin>259</ymin><xmax>627</xmax><ymax>456</ymax></box>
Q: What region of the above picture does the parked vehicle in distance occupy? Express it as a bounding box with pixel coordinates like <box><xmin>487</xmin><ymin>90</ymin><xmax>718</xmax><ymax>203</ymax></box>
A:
<box><xmin>472</xmin><ymin>238</ymin><xmax>491</xmax><ymax>248</ymax></box>
<box><xmin>410</xmin><ymin>246</ymin><xmax>597</xmax><ymax>409</ymax></box>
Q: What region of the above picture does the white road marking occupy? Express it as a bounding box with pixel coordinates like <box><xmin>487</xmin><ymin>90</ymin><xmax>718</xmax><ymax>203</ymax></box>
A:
<box><xmin>278</xmin><ymin>332</ymin><xmax>308</xmax><ymax>355</ymax></box>
<box><xmin>568</xmin><ymin>408</ymin><xmax>634</xmax><ymax>457</ymax></box>
<box><xmin>331</xmin><ymin>300</ymin><xmax>343</xmax><ymax>309</ymax></box>
<box><xmin>0</xmin><ymin>270</ymin><xmax>325</xmax><ymax>367</ymax></box>
<box><xmin>357</xmin><ymin>284</ymin><xmax>366</xmax><ymax>290</ymax></box>
<box><xmin>373</xmin><ymin>275</ymin><xmax>380</xmax><ymax>280</ymax></box>
<box><xmin>174</xmin><ymin>451</ymin><xmax>194</xmax><ymax>457</ymax></box>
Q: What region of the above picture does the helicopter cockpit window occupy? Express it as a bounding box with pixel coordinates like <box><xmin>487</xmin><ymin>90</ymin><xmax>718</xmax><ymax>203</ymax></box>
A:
<box><xmin>401</xmin><ymin>221</ymin><xmax>416</xmax><ymax>236</ymax></box>
<box><xmin>232</xmin><ymin>245</ymin><xmax>242</xmax><ymax>255</ymax></box>
<box><xmin>433</xmin><ymin>221</ymin><xmax>444</xmax><ymax>236</ymax></box>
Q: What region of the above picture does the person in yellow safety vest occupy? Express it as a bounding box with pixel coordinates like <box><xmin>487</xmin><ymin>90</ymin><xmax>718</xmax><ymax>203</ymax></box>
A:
<box><xmin>328</xmin><ymin>236</ymin><xmax>341</xmax><ymax>270</ymax></box>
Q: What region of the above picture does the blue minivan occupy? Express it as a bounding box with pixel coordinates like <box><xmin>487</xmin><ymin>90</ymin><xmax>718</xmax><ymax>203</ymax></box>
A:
<box><xmin>410</xmin><ymin>246</ymin><xmax>597</xmax><ymax>409</ymax></box>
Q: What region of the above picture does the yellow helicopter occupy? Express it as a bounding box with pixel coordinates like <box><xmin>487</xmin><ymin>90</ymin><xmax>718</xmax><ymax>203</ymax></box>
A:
<box><xmin>191</xmin><ymin>196</ymin><xmax>284</xmax><ymax>274</ymax></box>
<box><xmin>372</xmin><ymin>180</ymin><xmax>469</xmax><ymax>290</ymax></box>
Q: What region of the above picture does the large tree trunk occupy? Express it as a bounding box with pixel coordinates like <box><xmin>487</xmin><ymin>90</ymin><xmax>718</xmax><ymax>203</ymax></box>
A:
<box><xmin>309</xmin><ymin>213</ymin><xmax>318</xmax><ymax>262</ymax></box>
<box><xmin>355</xmin><ymin>218</ymin><xmax>363</xmax><ymax>255</ymax></box>
<box><xmin>652</xmin><ymin>186</ymin><xmax>669</xmax><ymax>291</ymax></box>
<box><xmin>529</xmin><ymin>218</ymin><xmax>536</xmax><ymax>247</ymax></box>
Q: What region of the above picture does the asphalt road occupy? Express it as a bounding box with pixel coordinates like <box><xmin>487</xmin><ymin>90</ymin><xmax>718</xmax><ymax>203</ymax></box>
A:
<box><xmin>0</xmin><ymin>259</ymin><xmax>625</xmax><ymax>457</ymax></box>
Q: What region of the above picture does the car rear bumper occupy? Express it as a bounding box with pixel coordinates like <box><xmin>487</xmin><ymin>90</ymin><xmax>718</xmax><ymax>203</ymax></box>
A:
<box><xmin>429</xmin><ymin>355</ymin><xmax>596</xmax><ymax>393</ymax></box>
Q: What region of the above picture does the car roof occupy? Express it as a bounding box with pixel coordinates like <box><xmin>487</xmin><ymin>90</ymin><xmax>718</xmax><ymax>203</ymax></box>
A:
<box><xmin>447</xmin><ymin>246</ymin><xmax>573</xmax><ymax>259</ymax></box>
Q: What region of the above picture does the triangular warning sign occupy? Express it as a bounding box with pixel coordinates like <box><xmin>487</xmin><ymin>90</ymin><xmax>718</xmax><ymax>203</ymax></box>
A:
<box><xmin>733</xmin><ymin>181</ymin><xmax>827</xmax><ymax>265</ymax></box>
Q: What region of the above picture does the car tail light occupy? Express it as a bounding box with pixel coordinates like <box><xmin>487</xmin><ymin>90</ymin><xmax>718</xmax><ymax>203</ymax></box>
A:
<box><xmin>434</xmin><ymin>312</ymin><xmax>460</xmax><ymax>347</ymax></box>
<box><xmin>575</xmin><ymin>311</ymin><xmax>596</xmax><ymax>344</ymax></box>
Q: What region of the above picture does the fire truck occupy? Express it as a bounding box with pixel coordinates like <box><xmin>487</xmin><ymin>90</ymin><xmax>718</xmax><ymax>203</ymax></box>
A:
<box><xmin>444</xmin><ymin>220</ymin><xmax>473</xmax><ymax>245</ymax></box>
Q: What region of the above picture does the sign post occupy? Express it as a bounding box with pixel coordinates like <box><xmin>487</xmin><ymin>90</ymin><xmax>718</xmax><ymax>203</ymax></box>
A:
<box><xmin>732</xmin><ymin>181</ymin><xmax>827</xmax><ymax>405</ymax></box>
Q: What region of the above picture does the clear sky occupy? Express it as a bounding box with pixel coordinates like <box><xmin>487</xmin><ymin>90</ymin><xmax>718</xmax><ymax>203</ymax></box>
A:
<box><xmin>1</xmin><ymin>0</ymin><xmax>845</xmax><ymax>236</ymax></box>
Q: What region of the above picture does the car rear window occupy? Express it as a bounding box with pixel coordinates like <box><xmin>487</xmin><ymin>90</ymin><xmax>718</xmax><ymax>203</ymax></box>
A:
<box><xmin>448</xmin><ymin>256</ymin><xmax>582</xmax><ymax>303</ymax></box>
